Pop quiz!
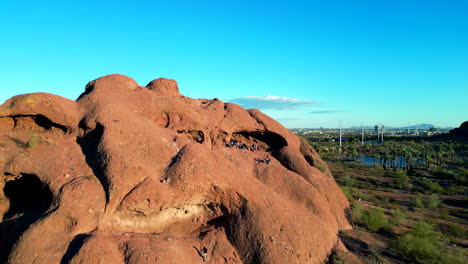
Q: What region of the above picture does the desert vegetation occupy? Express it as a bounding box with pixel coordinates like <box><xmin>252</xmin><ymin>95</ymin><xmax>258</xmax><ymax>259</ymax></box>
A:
<box><xmin>305</xmin><ymin>131</ymin><xmax>468</xmax><ymax>263</ymax></box>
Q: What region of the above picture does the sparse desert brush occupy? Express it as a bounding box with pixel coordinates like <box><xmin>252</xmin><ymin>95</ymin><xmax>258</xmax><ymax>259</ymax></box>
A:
<box><xmin>26</xmin><ymin>131</ymin><xmax>37</xmax><ymax>149</ymax></box>
<box><xmin>391</xmin><ymin>221</ymin><xmax>464</xmax><ymax>264</ymax></box>
<box><xmin>367</xmin><ymin>246</ymin><xmax>386</xmax><ymax>264</ymax></box>
<box><xmin>412</xmin><ymin>194</ymin><xmax>425</xmax><ymax>208</ymax></box>
<box><xmin>314</xmin><ymin>162</ymin><xmax>327</xmax><ymax>173</ymax></box>
<box><xmin>327</xmin><ymin>251</ymin><xmax>346</xmax><ymax>264</ymax></box>
<box><xmin>395</xmin><ymin>169</ymin><xmax>410</xmax><ymax>188</ymax></box>
<box><xmin>456</xmin><ymin>167</ymin><xmax>468</xmax><ymax>186</ymax></box>
<box><xmin>391</xmin><ymin>221</ymin><xmax>441</xmax><ymax>264</ymax></box>
<box><xmin>431</xmin><ymin>168</ymin><xmax>454</xmax><ymax>179</ymax></box>
<box><xmin>445</xmin><ymin>185</ymin><xmax>466</xmax><ymax>194</ymax></box>
<box><xmin>361</xmin><ymin>207</ymin><xmax>388</xmax><ymax>232</ymax></box>
<box><xmin>442</xmin><ymin>223</ymin><xmax>468</xmax><ymax>240</ymax></box>
<box><xmin>417</xmin><ymin>178</ymin><xmax>444</xmax><ymax>194</ymax></box>
<box><xmin>343</xmin><ymin>174</ymin><xmax>354</xmax><ymax>187</ymax></box>
<box><xmin>339</xmin><ymin>186</ymin><xmax>356</xmax><ymax>201</ymax></box>
<box><xmin>424</xmin><ymin>194</ymin><xmax>442</xmax><ymax>209</ymax></box>
<box><xmin>350</xmin><ymin>201</ymin><xmax>363</xmax><ymax>223</ymax></box>
<box><xmin>390</xmin><ymin>207</ymin><xmax>407</xmax><ymax>226</ymax></box>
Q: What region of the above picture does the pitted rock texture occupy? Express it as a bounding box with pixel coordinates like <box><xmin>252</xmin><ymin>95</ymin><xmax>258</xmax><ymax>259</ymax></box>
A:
<box><xmin>0</xmin><ymin>74</ymin><xmax>351</xmax><ymax>264</ymax></box>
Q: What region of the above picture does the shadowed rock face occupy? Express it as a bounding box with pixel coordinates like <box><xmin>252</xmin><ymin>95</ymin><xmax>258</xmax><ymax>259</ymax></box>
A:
<box><xmin>449</xmin><ymin>121</ymin><xmax>468</xmax><ymax>140</ymax></box>
<box><xmin>0</xmin><ymin>74</ymin><xmax>351</xmax><ymax>264</ymax></box>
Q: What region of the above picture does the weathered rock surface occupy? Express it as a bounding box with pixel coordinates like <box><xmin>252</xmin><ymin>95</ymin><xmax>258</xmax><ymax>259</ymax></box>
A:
<box><xmin>0</xmin><ymin>74</ymin><xmax>351</xmax><ymax>263</ymax></box>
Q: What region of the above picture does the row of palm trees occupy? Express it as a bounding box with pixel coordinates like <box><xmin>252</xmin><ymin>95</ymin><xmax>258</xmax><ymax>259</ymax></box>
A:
<box><xmin>311</xmin><ymin>140</ymin><xmax>459</xmax><ymax>171</ymax></box>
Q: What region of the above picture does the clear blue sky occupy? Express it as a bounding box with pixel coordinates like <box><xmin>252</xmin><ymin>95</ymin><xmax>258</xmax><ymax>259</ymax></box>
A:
<box><xmin>1</xmin><ymin>0</ymin><xmax>467</xmax><ymax>128</ymax></box>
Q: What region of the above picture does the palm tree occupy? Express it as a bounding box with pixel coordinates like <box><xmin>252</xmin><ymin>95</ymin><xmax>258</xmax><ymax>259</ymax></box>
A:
<box><xmin>372</xmin><ymin>153</ymin><xmax>381</xmax><ymax>167</ymax></box>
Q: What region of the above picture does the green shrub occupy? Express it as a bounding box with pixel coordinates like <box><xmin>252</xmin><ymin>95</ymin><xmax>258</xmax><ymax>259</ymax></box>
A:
<box><xmin>26</xmin><ymin>132</ymin><xmax>37</xmax><ymax>148</ymax></box>
<box><xmin>443</xmin><ymin>223</ymin><xmax>468</xmax><ymax>240</ymax></box>
<box><xmin>391</xmin><ymin>221</ymin><xmax>442</xmax><ymax>264</ymax></box>
<box><xmin>431</xmin><ymin>168</ymin><xmax>454</xmax><ymax>179</ymax></box>
<box><xmin>445</xmin><ymin>185</ymin><xmax>466</xmax><ymax>194</ymax></box>
<box><xmin>343</xmin><ymin>174</ymin><xmax>354</xmax><ymax>187</ymax></box>
<box><xmin>412</xmin><ymin>194</ymin><xmax>425</xmax><ymax>208</ymax></box>
<box><xmin>457</xmin><ymin>167</ymin><xmax>468</xmax><ymax>177</ymax></box>
<box><xmin>351</xmin><ymin>201</ymin><xmax>363</xmax><ymax>223</ymax></box>
<box><xmin>439</xmin><ymin>211</ymin><xmax>450</xmax><ymax>220</ymax></box>
<box><xmin>327</xmin><ymin>251</ymin><xmax>346</xmax><ymax>264</ymax></box>
<box><xmin>418</xmin><ymin>178</ymin><xmax>445</xmax><ymax>194</ymax></box>
<box><xmin>391</xmin><ymin>221</ymin><xmax>466</xmax><ymax>264</ymax></box>
<box><xmin>314</xmin><ymin>162</ymin><xmax>327</xmax><ymax>173</ymax></box>
<box><xmin>340</xmin><ymin>186</ymin><xmax>356</xmax><ymax>201</ymax></box>
<box><xmin>441</xmin><ymin>253</ymin><xmax>465</xmax><ymax>264</ymax></box>
<box><xmin>390</xmin><ymin>207</ymin><xmax>407</xmax><ymax>226</ymax></box>
<box><xmin>377</xmin><ymin>196</ymin><xmax>395</xmax><ymax>209</ymax></box>
<box><xmin>456</xmin><ymin>167</ymin><xmax>468</xmax><ymax>186</ymax></box>
<box><xmin>395</xmin><ymin>169</ymin><xmax>410</xmax><ymax>188</ymax></box>
<box><xmin>361</xmin><ymin>207</ymin><xmax>388</xmax><ymax>232</ymax></box>
<box><xmin>424</xmin><ymin>194</ymin><xmax>442</xmax><ymax>209</ymax></box>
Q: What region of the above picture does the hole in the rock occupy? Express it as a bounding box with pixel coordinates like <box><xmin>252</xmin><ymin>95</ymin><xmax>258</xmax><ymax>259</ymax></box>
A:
<box><xmin>10</xmin><ymin>115</ymin><xmax>68</xmax><ymax>134</ymax></box>
<box><xmin>33</xmin><ymin>115</ymin><xmax>68</xmax><ymax>132</ymax></box>
<box><xmin>303</xmin><ymin>155</ymin><xmax>315</xmax><ymax>167</ymax></box>
<box><xmin>3</xmin><ymin>173</ymin><xmax>53</xmax><ymax>219</ymax></box>
<box><xmin>231</xmin><ymin>131</ymin><xmax>287</xmax><ymax>151</ymax></box>
<box><xmin>177</xmin><ymin>130</ymin><xmax>204</xmax><ymax>143</ymax></box>
<box><xmin>199</xmin><ymin>230</ymin><xmax>209</xmax><ymax>239</ymax></box>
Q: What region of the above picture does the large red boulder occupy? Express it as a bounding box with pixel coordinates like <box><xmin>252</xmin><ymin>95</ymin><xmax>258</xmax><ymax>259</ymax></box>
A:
<box><xmin>0</xmin><ymin>74</ymin><xmax>351</xmax><ymax>263</ymax></box>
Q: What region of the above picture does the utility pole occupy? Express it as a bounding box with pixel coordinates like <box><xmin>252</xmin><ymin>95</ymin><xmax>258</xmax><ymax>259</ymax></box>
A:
<box><xmin>407</xmin><ymin>122</ymin><xmax>410</xmax><ymax>135</ymax></box>
<box><xmin>361</xmin><ymin>122</ymin><xmax>364</xmax><ymax>146</ymax></box>
<box><xmin>377</xmin><ymin>124</ymin><xmax>380</xmax><ymax>142</ymax></box>
<box><xmin>381</xmin><ymin>125</ymin><xmax>384</xmax><ymax>142</ymax></box>
<box><xmin>339</xmin><ymin>121</ymin><xmax>342</xmax><ymax>148</ymax></box>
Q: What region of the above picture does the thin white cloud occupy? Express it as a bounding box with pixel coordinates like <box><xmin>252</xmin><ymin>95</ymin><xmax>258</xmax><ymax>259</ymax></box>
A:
<box><xmin>309</xmin><ymin>110</ymin><xmax>343</xmax><ymax>114</ymax></box>
<box><xmin>228</xmin><ymin>94</ymin><xmax>319</xmax><ymax>110</ymax></box>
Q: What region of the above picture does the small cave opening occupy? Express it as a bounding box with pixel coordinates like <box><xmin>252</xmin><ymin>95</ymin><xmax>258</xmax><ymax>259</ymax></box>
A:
<box><xmin>3</xmin><ymin>173</ymin><xmax>53</xmax><ymax>219</ymax></box>
<box><xmin>32</xmin><ymin>115</ymin><xmax>68</xmax><ymax>133</ymax></box>
<box><xmin>0</xmin><ymin>173</ymin><xmax>53</xmax><ymax>262</ymax></box>
<box><xmin>231</xmin><ymin>131</ymin><xmax>287</xmax><ymax>151</ymax></box>
<box><xmin>177</xmin><ymin>130</ymin><xmax>204</xmax><ymax>144</ymax></box>
<box><xmin>11</xmin><ymin>114</ymin><xmax>69</xmax><ymax>134</ymax></box>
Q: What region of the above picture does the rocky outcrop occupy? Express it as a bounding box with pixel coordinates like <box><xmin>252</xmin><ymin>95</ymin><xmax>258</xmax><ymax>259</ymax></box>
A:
<box><xmin>0</xmin><ymin>74</ymin><xmax>351</xmax><ymax>263</ymax></box>
<box><xmin>449</xmin><ymin>121</ymin><xmax>468</xmax><ymax>140</ymax></box>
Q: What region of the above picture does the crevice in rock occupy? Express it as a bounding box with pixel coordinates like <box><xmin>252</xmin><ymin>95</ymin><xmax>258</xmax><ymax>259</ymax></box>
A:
<box><xmin>76</xmin><ymin>122</ymin><xmax>110</xmax><ymax>202</ymax></box>
<box><xmin>3</xmin><ymin>115</ymin><xmax>69</xmax><ymax>134</ymax></box>
<box><xmin>60</xmin><ymin>234</ymin><xmax>91</xmax><ymax>264</ymax></box>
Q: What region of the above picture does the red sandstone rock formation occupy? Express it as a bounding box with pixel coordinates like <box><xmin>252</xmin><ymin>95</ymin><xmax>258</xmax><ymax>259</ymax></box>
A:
<box><xmin>0</xmin><ymin>74</ymin><xmax>351</xmax><ymax>263</ymax></box>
